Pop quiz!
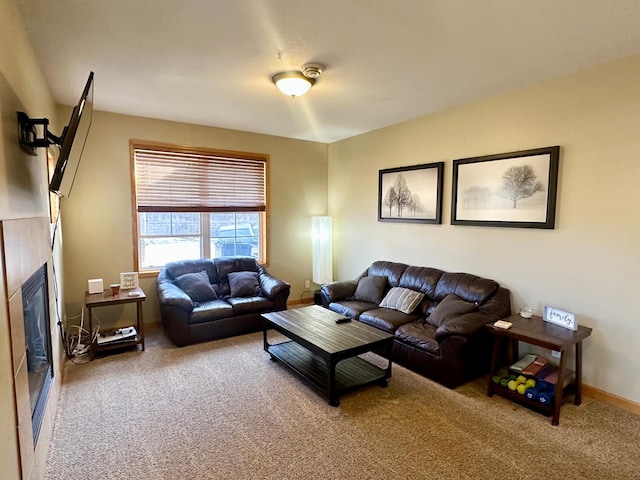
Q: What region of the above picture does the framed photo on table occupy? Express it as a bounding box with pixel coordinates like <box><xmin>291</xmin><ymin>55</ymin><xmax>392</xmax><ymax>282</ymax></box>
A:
<box><xmin>120</xmin><ymin>272</ymin><xmax>139</xmax><ymax>290</ymax></box>
<box><xmin>378</xmin><ymin>162</ymin><xmax>444</xmax><ymax>224</ymax></box>
<box><xmin>451</xmin><ymin>146</ymin><xmax>560</xmax><ymax>229</ymax></box>
<box><xmin>544</xmin><ymin>305</ymin><xmax>577</xmax><ymax>331</ymax></box>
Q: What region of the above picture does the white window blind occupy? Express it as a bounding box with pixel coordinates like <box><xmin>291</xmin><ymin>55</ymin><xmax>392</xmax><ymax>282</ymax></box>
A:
<box><xmin>134</xmin><ymin>148</ymin><xmax>266</xmax><ymax>213</ymax></box>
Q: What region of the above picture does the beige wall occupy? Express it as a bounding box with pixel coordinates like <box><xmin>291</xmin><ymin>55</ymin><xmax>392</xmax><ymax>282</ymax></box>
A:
<box><xmin>60</xmin><ymin>111</ymin><xmax>328</xmax><ymax>328</ymax></box>
<box><xmin>0</xmin><ymin>0</ymin><xmax>54</xmax><ymax>219</ymax></box>
<box><xmin>328</xmin><ymin>54</ymin><xmax>640</xmax><ymax>404</ymax></box>
<box><xmin>1</xmin><ymin>0</ymin><xmax>62</xmax><ymax>479</ymax></box>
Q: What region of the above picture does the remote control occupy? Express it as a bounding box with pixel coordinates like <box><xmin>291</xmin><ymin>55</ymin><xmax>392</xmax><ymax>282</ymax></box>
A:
<box><xmin>335</xmin><ymin>317</ymin><xmax>351</xmax><ymax>324</ymax></box>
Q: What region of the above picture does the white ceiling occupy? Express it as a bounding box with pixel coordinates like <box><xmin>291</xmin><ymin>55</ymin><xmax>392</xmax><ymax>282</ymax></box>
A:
<box><xmin>15</xmin><ymin>0</ymin><xmax>640</xmax><ymax>143</ymax></box>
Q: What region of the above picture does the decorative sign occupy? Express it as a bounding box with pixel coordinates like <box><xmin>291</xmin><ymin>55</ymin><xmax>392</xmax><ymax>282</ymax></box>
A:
<box><xmin>543</xmin><ymin>305</ymin><xmax>577</xmax><ymax>331</ymax></box>
<box><xmin>120</xmin><ymin>272</ymin><xmax>139</xmax><ymax>290</ymax></box>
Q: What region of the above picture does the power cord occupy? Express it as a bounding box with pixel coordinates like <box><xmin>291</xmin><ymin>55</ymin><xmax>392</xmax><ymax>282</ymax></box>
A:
<box><xmin>50</xmin><ymin>193</ymin><xmax>61</xmax><ymax>250</ymax></box>
<box><xmin>51</xmin><ymin>207</ymin><xmax>96</xmax><ymax>365</ymax></box>
<box><xmin>51</xmin><ymin>248</ymin><xmax>73</xmax><ymax>359</ymax></box>
<box><xmin>299</xmin><ymin>289</ymin><xmax>319</xmax><ymax>304</ymax></box>
<box><xmin>50</xmin><ymin>194</ymin><xmax>79</xmax><ymax>360</ymax></box>
<box><xmin>60</xmin><ymin>304</ymin><xmax>101</xmax><ymax>365</ymax></box>
<box><xmin>61</xmin><ymin>308</ymin><xmax>93</xmax><ymax>364</ymax></box>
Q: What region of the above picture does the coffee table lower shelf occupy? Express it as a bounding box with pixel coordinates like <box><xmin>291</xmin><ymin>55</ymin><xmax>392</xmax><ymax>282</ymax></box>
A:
<box><xmin>267</xmin><ymin>340</ymin><xmax>389</xmax><ymax>406</ymax></box>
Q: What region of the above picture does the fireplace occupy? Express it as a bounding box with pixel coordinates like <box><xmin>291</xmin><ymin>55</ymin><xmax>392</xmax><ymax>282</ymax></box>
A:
<box><xmin>1</xmin><ymin>216</ymin><xmax>60</xmax><ymax>479</ymax></box>
<box><xmin>22</xmin><ymin>264</ymin><xmax>53</xmax><ymax>445</ymax></box>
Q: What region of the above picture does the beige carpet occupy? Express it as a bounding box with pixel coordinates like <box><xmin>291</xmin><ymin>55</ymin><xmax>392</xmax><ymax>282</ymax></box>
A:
<box><xmin>44</xmin><ymin>325</ymin><xmax>640</xmax><ymax>480</ymax></box>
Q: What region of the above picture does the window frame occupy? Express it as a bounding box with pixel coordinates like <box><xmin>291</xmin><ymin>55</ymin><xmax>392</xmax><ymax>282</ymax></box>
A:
<box><xmin>130</xmin><ymin>140</ymin><xmax>269</xmax><ymax>276</ymax></box>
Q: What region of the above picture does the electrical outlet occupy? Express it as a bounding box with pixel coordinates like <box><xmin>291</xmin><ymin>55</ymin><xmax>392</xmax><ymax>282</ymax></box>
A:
<box><xmin>551</xmin><ymin>350</ymin><xmax>561</xmax><ymax>359</ymax></box>
<box><xmin>305</xmin><ymin>280</ymin><xmax>310</xmax><ymax>289</ymax></box>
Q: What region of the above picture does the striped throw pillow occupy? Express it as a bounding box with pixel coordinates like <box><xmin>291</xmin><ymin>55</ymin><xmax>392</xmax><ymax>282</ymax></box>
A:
<box><xmin>379</xmin><ymin>287</ymin><xmax>424</xmax><ymax>314</ymax></box>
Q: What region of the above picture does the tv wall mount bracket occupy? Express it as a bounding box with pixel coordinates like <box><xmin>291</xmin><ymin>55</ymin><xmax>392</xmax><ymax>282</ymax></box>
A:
<box><xmin>17</xmin><ymin>111</ymin><xmax>64</xmax><ymax>156</ymax></box>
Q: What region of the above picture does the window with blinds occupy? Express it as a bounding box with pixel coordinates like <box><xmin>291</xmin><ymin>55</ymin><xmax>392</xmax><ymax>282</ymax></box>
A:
<box><xmin>130</xmin><ymin>141</ymin><xmax>268</xmax><ymax>272</ymax></box>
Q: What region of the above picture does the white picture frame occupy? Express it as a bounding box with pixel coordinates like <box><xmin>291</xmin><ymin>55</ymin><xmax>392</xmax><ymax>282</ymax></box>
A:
<box><xmin>543</xmin><ymin>305</ymin><xmax>577</xmax><ymax>331</ymax></box>
<box><xmin>120</xmin><ymin>272</ymin><xmax>139</xmax><ymax>290</ymax></box>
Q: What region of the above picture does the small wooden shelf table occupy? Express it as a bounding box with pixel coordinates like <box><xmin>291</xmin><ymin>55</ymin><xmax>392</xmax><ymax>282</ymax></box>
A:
<box><xmin>85</xmin><ymin>287</ymin><xmax>146</xmax><ymax>355</ymax></box>
<box><xmin>486</xmin><ymin>314</ymin><xmax>592</xmax><ymax>425</ymax></box>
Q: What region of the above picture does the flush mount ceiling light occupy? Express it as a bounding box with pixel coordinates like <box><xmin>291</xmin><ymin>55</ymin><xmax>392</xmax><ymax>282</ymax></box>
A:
<box><xmin>272</xmin><ymin>64</ymin><xmax>324</xmax><ymax>98</ymax></box>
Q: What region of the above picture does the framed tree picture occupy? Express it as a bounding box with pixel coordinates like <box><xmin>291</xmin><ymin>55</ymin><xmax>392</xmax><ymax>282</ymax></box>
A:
<box><xmin>378</xmin><ymin>162</ymin><xmax>444</xmax><ymax>224</ymax></box>
<box><xmin>451</xmin><ymin>146</ymin><xmax>560</xmax><ymax>229</ymax></box>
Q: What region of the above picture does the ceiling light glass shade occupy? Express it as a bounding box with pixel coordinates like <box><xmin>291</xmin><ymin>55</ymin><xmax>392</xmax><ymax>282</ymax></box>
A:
<box><xmin>272</xmin><ymin>71</ymin><xmax>315</xmax><ymax>97</ymax></box>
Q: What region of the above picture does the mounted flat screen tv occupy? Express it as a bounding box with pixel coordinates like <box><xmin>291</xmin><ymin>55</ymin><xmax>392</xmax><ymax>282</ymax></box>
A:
<box><xmin>49</xmin><ymin>71</ymin><xmax>94</xmax><ymax>197</ymax></box>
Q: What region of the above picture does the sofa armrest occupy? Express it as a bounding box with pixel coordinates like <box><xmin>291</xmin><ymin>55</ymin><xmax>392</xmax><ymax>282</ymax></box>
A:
<box><xmin>320</xmin><ymin>280</ymin><xmax>358</xmax><ymax>307</ymax></box>
<box><xmin>259</xmin><ymin>272</ymin><xmax>290</xmax><ymax>300</ymax></box>
<box><xmin>435</xmin><ymin>287</ymin><xmax>512</xmax><ymax>341</ymax></box>
<box><xmin>157</xmin><ymin>281</ymin><xmax>195</xmax><ymax>313</ymax></box>
<box><xmin>479</xmin><ymin>286</ymin><xmax>512</xmax><ymax>318</ymax></box>
<box><xmin>434</xmin><ymin>312</ymin><xmax>492</xmax><ymax>341</ymax></box>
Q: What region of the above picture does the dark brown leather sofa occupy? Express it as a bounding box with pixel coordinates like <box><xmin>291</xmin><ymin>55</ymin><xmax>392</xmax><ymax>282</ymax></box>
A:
<box><xmin>320</xmin><ymin>261</ymin><xmax>511</xmax><ymax>388</ymax></box>
<box><xmin>157</xmin><ymin>256</ymin><xmax>290</xmax><ymax>346</ymax></box>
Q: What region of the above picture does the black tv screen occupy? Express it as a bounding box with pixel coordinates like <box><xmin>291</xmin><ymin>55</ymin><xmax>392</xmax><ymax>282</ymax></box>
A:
<box><xmin>49</xmin><ymin>72</ymin><xmax>94</xmax><ymax>197</ymax></box>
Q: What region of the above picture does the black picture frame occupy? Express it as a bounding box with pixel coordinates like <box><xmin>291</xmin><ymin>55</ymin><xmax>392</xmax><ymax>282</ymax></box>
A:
<box><xmin>451</xmin><ymin>146</ymin><xmax>560</xmax><ymax>229</ymax></box>
<box><xmin>378</xmin><ymin>162</ymin><xmax>444</xmax><ymax>224</ymax></box>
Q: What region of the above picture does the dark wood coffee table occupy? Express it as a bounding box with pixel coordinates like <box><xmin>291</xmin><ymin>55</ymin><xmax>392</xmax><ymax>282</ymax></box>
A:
<box><xmin>262</xmin><ymin>305</ymin><xmax>394</xmax><ymax>406</ymax></box>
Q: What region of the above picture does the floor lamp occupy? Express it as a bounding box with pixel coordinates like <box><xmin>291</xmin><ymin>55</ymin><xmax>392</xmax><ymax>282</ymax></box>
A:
<box><xmin>312</xmin><ymin>216</ymin><xmax>333</xmax><ymax>291</ymax></box>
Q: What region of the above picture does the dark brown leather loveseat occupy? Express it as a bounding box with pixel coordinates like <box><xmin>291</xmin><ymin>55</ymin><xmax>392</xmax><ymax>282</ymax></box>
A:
<box><xmin>320</xmin><ymin>261</ymin><xmax>511</xmax><ymax>388</ymax></box>
<box><xmin>157</xmin><ymin>256</ymin><xmax>290</xmax><ymax>346</ymax></box>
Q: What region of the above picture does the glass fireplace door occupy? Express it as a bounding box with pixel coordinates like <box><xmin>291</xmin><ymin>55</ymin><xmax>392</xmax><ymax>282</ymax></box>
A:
<box><xmin>22</xmin><ymin>265</ymin><xmax>53</xmax><ymax>444</ymax></box>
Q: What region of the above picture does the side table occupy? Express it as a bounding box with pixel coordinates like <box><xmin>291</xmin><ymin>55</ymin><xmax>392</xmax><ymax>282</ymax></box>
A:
<box><xmin>85</xmin><ymin>287</ymin><xmax>146</xmax><ymax>355</ymax></box>
<box><xmin>486</xmin><ymin>314</ymin><xmax>592</xmax><ymax>425</ymax></box>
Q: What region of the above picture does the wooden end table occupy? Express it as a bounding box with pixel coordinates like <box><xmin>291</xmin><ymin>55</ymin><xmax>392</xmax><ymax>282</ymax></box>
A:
<box><xmin>486</xmin><ymin>314</ymin><xmax>592</xmax><ymax>425</ymax></box>
<box><xmin>85</xmin><ymin>287</ymin><xmax>146</xmax><ymax>355</ymax></box>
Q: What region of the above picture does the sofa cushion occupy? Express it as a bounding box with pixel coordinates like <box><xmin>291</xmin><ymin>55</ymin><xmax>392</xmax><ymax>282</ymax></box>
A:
<box><xmin>228</xmin><ymin>271</ymin><xmax>261</xmax><ymax>297</ymax></box>
<box><xmin>329</xmin><ymin>300</ymin><xmax>377</xmax><ymax>319</ymax></box>
<box><xmin>398</xmin><ymin>266</ymin><xmax>443</xmax><ymax>299</ymax></box>
<box><xmin>366</xmin><ymin>261</ymin><xmax>408</xmax><ymax>288</ymax></box>
<box><xmin>166</xmin><ymin>259</ymin><xmax>218</xmax><ymax>284</ymax></box>
<box><xmin>226</xmin><ymin>296</ymin><xmax>274</xmax><ymax>315</ymax></box>
<box><xmin>434</xmin><ymin>272</ymin><xmax>498</xmax><ymax>305</ymax></box>
<box><xmin>353</xmin><ymin>275</ymin><xmax>387</xmax><ymax>304</ymax></box>
<box><xmin>427</xmin><ymin>293</ymin><xmax>477</xmax><ymax>327</ymax></box>
<box><xmin>189</xmin><ymin>299</ymin><xmax>234</xmax><ymax>324</ymax></box>
<box><xmin>175</xmin><ymin>270</ymin><xmax>218</xmax><ymax>302</ymax></box>
<box><xmin>359</xmin><ymin>308</ymin><xmax>421</xmax><ymax>334</ymax></box>
<box><xmin>395</xmin><ymin>322</ymin><xmax>440</xmax><ymax>355</ymax></box>
<box><xmin>379</xmin><ymin>287</ymin><xmax>425</xmax><ymax>314</ymax></box>
<box><xmin>215</xmin><ymin>256</ymin><xmax>260</xmax><ymax>296</ymax></box>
